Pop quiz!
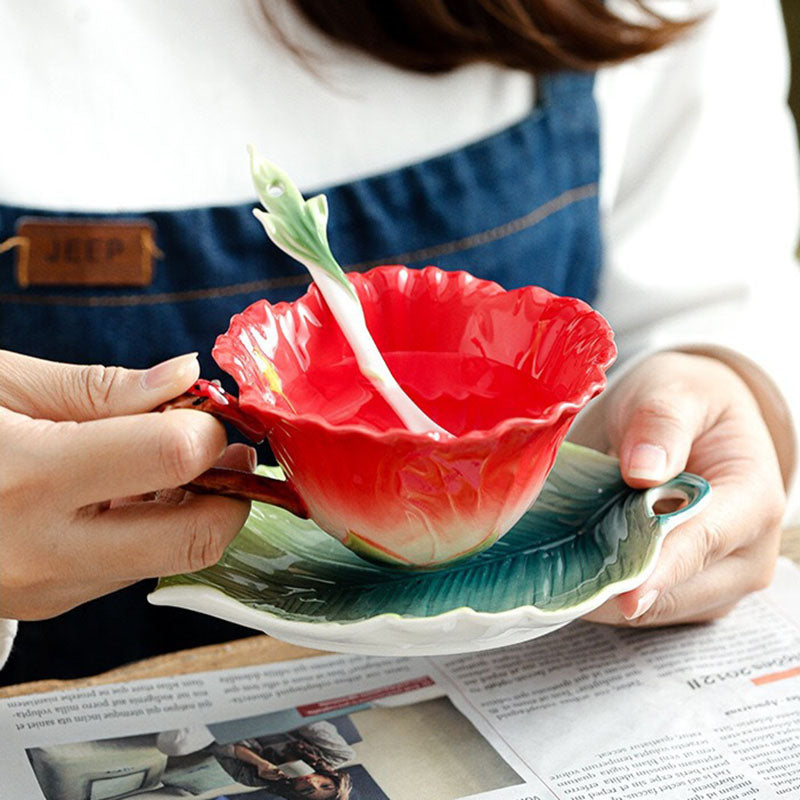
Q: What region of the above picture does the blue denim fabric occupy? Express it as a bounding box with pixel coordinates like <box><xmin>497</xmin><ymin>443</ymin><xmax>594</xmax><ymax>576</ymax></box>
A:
<box><xmin>0</xmin><ymin>71</ymin><xmax>601</xmax><ymax>683</ymax></box>
<box><xmin>0</xmin><ymin>72</ymin><xmax>600</xmax><ymax>380</ymax></box>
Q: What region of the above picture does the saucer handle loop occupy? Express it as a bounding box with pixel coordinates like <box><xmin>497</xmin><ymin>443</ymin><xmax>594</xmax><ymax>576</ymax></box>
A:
<box><xmin>183</xmin><ymin>467</ymin><xmax>309</xmax><ymax>519</ymax></box>
<box><xmin>156</xmin><ymin>378</ymin><xmax>268</xmax><ymax>443</ymax></box>
<box><xmin>644</xmin><ymin>473</ymin><xmax>712</xmax><ymax>534</ymax></box>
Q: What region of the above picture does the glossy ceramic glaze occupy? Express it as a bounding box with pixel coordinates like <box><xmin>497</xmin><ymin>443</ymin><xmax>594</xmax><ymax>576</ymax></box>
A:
<box><xmin>212</xmin><ymin>265</ymin><xmax>616</xmax><ymax>567</ymax></box>
<box><xmin>150</xmin><ymin>443</ymin><xmax>711</xmax><ymax>656</ymax></box>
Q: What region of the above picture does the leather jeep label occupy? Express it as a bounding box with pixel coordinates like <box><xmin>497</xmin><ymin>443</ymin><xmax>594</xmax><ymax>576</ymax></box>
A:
<box><xmin>10</xmin><ymin>218</ymin><xmax>159</xmax><ymax>287</ymax></box>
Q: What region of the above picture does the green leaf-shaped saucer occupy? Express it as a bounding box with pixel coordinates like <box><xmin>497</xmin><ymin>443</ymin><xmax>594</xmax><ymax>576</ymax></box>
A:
<box><xmin>149</xmin><ymin>443</ymin><xmax>710</xmax><ymax>656</ymax></box>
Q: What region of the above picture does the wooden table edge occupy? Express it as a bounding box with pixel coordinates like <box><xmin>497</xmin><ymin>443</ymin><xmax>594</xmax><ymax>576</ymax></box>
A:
<box><xmin>0</xmin><ymin>635</ymin><xmax>326</xmax><ymax>699</ymax></box>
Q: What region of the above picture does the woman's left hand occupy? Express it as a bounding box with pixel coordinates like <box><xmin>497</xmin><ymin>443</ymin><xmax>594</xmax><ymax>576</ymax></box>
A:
<box><xmin>571</xmin><ymin>351</ymin><xmax>786</xmax><ymax>625</ymax></box>
<box><xmin>256</xmin><ymin>761</ymin><xmax>284</xmax><ymax>780</ymax></box>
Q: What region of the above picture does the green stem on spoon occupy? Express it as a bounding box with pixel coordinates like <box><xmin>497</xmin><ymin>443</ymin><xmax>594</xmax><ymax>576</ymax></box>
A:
<box><xmin>248</xmin><ymin>146</ymin><xmax>452</xmax><ymax>438</ymax></box>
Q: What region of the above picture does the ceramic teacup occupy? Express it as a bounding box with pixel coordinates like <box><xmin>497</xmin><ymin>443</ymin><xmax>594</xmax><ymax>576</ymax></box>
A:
<box><xmin>172</xmin><ymin>265</ymin><xmax>616</xmax><ymax>569</ymax></box>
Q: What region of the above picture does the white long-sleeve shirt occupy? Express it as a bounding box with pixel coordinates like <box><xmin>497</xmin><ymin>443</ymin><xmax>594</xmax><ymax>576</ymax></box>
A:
<box><xmin>1</xmin><ymin>0</ymin><xmax>798</xmax><ymax>671</ymax></box>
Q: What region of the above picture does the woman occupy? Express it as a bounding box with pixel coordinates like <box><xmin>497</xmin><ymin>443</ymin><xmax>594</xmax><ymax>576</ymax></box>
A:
<box><xmin>156</xmin><ymin>721</ymin><xmax>354</xmax><ymax>799</ymax></box>
<box><xmin>0</xmin><ymin>0</ymin><xmax>797</xmax><ymax>681</ymax></box>
<box><xmin>212</xmin><ymin>722</ymin><xmax>354</xmax><ymax>799</ymax></box>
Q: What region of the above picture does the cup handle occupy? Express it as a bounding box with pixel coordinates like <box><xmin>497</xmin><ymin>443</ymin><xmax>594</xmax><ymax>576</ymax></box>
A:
<box><xmin>157</xmin><ymin>380</ymin><xmax>308</xmax><ymax>517</ymax></box>
<box><xmin>157</xmin><ymin>379</ymin><xmax>268</xmax><ymax>442</ymax></box>
<box><xmin>185</xmin><ymin>467</ymin><xmax>308</xmax><ymax>518</ymax></box>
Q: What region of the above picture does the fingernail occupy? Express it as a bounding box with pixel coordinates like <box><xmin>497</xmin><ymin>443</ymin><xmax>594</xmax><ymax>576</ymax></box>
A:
<box><xmin>627</xmin><ymin>444</ymin><xmax>668</xmax><ymax>481</ymax></box>
<box><xmin>246</xmin><ymin>446</ymin><xmax>258</xmax><ymax>471</ymax></box>
<box><xmin>141</xmin><ymin>353</ymin><xmax>199</xmax><ymax>391</ymax></box>
<box><xmin>625</xmin><ymin>589</ymin><xmax>659</xmax><ymax>620</ymax></box>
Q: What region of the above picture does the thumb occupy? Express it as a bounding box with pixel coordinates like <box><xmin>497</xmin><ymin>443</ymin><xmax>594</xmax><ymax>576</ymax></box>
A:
<box><xmin>0</xmin><ymin>350</ymin><xmax>200</xmax><ymax>421</ymax></box>
<box><xmin>613</xmin><ymin>386</ymin><xmax>705</xmax><ymax>489</ymax></box>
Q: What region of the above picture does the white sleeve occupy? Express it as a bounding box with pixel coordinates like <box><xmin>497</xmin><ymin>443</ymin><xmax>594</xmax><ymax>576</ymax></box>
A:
<box><xmin>595</xmin><ymin>0</ymin><xmax>800</xmax><ymax>519</ymax></box>
<box><xmin>298</xmin><ymin>721</ymin><xmax>356</xmax><ymax>766</ymax></box>
<box><xmin>0</xmin><ymin>619</ymin><xmax>18</xmax><ymax>670</ymax></box>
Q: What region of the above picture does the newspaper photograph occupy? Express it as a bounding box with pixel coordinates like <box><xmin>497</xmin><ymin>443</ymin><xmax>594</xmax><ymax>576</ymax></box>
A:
<box><xmin>22</xmin><ymin>678</ymin><xmax>524</xmax><ymax>800</ymax></box>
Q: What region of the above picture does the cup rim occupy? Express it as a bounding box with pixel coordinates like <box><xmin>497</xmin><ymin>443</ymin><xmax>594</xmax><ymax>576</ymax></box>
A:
<box><xmin>213</xmin><ymin>265</ymin><xmax>617</xmax><ymax>444</ymax></box>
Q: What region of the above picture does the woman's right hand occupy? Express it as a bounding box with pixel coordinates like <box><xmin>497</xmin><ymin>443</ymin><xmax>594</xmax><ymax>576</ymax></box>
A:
<box><xmin>0</xmin><ymin>350</ymin><xmax>252</xmax><ymax>621</ymax></box>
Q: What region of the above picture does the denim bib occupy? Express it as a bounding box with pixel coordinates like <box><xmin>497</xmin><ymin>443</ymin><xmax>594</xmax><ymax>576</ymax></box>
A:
<box><xmin>0</xmin><ymin>71</ymin><xmax>601</xmax><ymax>683</ymax></box>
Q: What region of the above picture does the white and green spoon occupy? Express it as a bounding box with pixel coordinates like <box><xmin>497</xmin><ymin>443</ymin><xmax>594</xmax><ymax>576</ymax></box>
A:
<box><xmin>248</xmin><ymin>146</ymin><xmax>451</xmax><ymax>438</ymax></box>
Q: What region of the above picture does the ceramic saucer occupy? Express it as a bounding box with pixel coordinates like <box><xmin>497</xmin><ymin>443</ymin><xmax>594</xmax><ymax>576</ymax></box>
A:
<box><xmin>149</xmin><ymin>443</ymin><xmax>710</xmax><ymax>656</ymax></box>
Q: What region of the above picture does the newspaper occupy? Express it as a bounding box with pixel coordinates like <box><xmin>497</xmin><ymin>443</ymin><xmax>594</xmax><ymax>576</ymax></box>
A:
<box><xmin>2</xmin><ymin>558</ymin><xmax>800</xmax><ymax>800</ymax></box>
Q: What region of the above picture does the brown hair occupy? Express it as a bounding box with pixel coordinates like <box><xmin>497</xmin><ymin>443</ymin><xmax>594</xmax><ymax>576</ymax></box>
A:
<box><xmin>258</xmin><ymin>739</ymin><xmax>353</xmax><ymax>800</ymax></box>
<box><xmin>265</xmin><ymin>771</ymin><xmax>353</xmax><ymax>800</ymax></box>
<box><xmin>267</xmin><ymin>0</ymin><xmax>699</xmax><ymax>73</ymax></box>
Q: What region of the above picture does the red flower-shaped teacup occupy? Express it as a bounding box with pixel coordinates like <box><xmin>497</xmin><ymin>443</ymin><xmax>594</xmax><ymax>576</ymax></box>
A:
<box><xmin>179</xmin><ymin>265</ymin><xmax>616</xmax><ymax>569</ymax></box>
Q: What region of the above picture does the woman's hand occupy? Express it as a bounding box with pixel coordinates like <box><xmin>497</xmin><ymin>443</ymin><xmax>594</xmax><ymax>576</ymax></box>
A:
<box><xmin>228</xmin><ymin>744</ymin><xmax>284</xmax><ymax>780</ymax></box>
<box><xmin>571</xmin><ymin>351</ymin><xmax>786</xmax><ymax>625</ymax></box>
<box><xmin>0</xmin><ymin>350</ymin><xmax>252</xmax><ymax>621</ymax></box>
<box><xmin>256</xmin><ymin>761</ymin><xmax>284</xmax><ymax>780</ymax></box>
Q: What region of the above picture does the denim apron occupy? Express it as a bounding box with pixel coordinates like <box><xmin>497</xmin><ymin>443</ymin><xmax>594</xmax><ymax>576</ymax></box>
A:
<box><xmin>0</xmin><ymin>72</ymin><xmax>601</xmax><ymax>684</ymax></box>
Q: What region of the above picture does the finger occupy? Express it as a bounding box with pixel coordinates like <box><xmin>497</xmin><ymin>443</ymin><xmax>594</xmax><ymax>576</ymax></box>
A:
<box><xmin>120</xmin><ymin>445</ymin><xmax>258</xmax><ymax>508</ymax></box>
<box><xmin>13</xmin><ymin>578</ymin><xmax>137</xmax><ymax>621</ymax></box>
<box><xmin>615</xmin><ymin>414</ymin><xmax>784</xmax><ymax>622</ymax></box>
<box><xmin>585</xmin><ymin>538</ymin><xmax>780</xmax><ymax>627</ymax></box>
<box><xmin>613</xmin><ymin>387</ymin><xmax>706</xmax><ymax>489</ymax></box>
<box><xmin>81</xmin><ymin>492</ymin><xmax>251</xmax><ymax>580</ymax></box>
<box><xmin>0</xmin><ymin>349</ymin><xmax>200</xmax><ymax>421</ymax></box>
<box><xmin>586</xmin><ymin>476</ymin><xmax>783</xmax><ymax>624</ymax></box>
<box><xmin>39</xmin><ymin>409</ymin><xmax>229</xmax><ymax>507</ymax></box>
<box><xmin>215</xmin><ymin>443</ymin><xmax>258</xmax><ymax>471</ymax></box>
<box><xmin>616</xmin><ymin>484</ymin><xmax>775</xmax><ymax>618</ymax></box>
<box><xmin>114</xmin><ymin>445</ymin><xmax>257</xmax><ymax>508</ymax></box>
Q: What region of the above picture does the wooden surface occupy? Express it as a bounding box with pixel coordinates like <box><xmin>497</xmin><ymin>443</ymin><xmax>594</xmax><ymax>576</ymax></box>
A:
<box><xmin>2</xmin><ymin>527</ymin><xmax>798</xmax><ymax>700</ymax></box>
<box><xmin>0</xmin><ymin>635</ymin><xmax>326</xmax><ymax>699</ymax></box>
